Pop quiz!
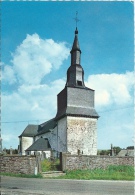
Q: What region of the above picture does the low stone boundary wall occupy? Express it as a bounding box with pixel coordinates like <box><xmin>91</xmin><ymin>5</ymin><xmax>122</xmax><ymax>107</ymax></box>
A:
<box><xmin>0</xmin><ymin>155</ymin><xmax>37</xmax><ymax>174</ymax></box>
<box><xmin>62</xmin><ymin>153</ymin><xmax>134</xmax><ymax>171</ymax></box>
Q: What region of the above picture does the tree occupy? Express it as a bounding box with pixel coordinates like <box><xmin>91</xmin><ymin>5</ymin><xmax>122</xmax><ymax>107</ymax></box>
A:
<box><xmin>113</xmin><ymin>146</ymin><xmax>121</xmax><ymax>155</ymax></box>
<box><xmin>98</xmin><ymin>150</ymin><xmax>110</xmax><ymax>155</ymax></box>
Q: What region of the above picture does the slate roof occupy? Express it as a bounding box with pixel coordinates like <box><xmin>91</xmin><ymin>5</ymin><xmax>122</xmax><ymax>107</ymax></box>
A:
<box><xmin>25</xmin><ymin>138</ymin><xmax>51</xmax><ymax>151</ymax></box>
<box><xmin>37</xmin><ymin>118</ymin><xmax>57</xmax><ymax>135</ymax></box>
<box><xmin>117</xmin><ymin>149</ymin><xmax>134</xmax><ymax>157</ymax></box>
<box><xmin>71</xmin><ymin>28</ymin><xmax>81</xmax><ymax>52</ymax></box>
<box><xmin>56</xmin><ymin>106</ymin><xmax>99</xmax><ymax>120</ymax></box>
<box><xmin>19</xmin><ymin>124</ymin><xmax>38</xmax><ymax>137</ymax></box>
<box><xmin>66</xmin><ymin>107</ymin><xmax>99</xmax><ymax>117</ymax></box>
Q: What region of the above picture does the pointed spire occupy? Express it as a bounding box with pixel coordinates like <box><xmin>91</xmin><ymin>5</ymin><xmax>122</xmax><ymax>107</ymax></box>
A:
<box><xmin>71</xmin><ymin>27</ymin><xmax>81</xmax><ymax>53</ymax></box>
<box><xmin>70</xmin><ymin>28</ymin><xmax>81</xmax><ymax>66</ymax></box>
<box><xmin>66</xmin><ymin>27</ymin><xmax>85</xmax><ymax>88</ymax></box>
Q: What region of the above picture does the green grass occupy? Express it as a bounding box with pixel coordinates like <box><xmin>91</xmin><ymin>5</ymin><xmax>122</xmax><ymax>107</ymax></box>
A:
<box><xmin>0</xmin><ymin>172</ymin><xmax>43</xmax><ymax>178</ymax></box>
<box><xmin>1</xmin><ymin>165</ymin><xmax>134</xmax><ymax>181</ymax></box>
<box><xmin>41</xmin><ymin>158</ymin><xmax>60</xmax><ymax>172</ymax></box>
<box><xmin>57</xmin><ymin>165</ymin><xmax>134</xmax><ymax>181</ymax></box>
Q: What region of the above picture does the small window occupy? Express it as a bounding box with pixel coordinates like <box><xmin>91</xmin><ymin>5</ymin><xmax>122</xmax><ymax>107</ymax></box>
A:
<box><xmin>77</xmin><ymin>149</ymin><xmax>80</xmax><ymax>155</ymax></box>
<box><xmin>77</xmin><ymin>81</ymin><xmax>82</xmax><ymax>86</ymax></box>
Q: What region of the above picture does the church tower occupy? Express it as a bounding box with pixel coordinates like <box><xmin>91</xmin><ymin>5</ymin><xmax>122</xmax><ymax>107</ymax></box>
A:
<box><xmin>55</xmin><ymin>27</ymin><xmax>99</xmax><ymax>155</ymax></box>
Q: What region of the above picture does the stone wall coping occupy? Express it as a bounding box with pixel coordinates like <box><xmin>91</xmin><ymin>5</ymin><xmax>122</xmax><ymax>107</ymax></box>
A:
<box><xmin>62</xmin><ymin>154</ymin><xmax>134</xmax><ymax>158</ymax></box>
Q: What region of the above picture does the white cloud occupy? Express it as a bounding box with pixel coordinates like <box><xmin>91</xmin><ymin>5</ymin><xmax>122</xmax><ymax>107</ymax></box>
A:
<box><xmin>2</xmin><ymin>78</ymin><xmax>65</xmax><ymax>122</ymax></box>
<box><xmin>2</xmin><ymin>33</ymin><xmax>70</xmax><ymax>85</ymax></box>
<box><xmin>1</xmin><ymin>78</ymin><xmax>65</xmax><ymax>148</ymax></box>
<box><xmin>90</xmin><ymin>72</ymin><xmax>134</xmax><ymax>149</ymax></box>
<box><xmin>1</xmin><ymin>33</ymin><xmax>69</xmax><ymax>148</ymax></box>
<box><xmin>2</xmin><ymin>134</ymin><xmax>18</xmax><ymax>143</ymax></box>
<box><xmin>2</xmin><ymin>72</ymin><xmax>134</xmax><ymax>149</ymax></box>
<box><xmin>1</xmin><ymin>33</ymin><xmax>134</xmax><ymax>150</ymax></box>
<box><xmin>1</xmin><ymin>79</ymin><xmax>65</xmax><ymax>148</ymax></box>
<box><xmin>2</xmin><ymin>63</ymin><xmax>17</xmax><ymax>84</ymax></box>
<box><xmin>85</xmin><ymin>71</ymin><xmax>134</xmax><ymax>108</ymax></box>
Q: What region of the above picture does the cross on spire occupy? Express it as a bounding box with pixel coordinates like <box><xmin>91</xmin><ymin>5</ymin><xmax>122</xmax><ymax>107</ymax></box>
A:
<box><xmin>74</xmin><ymin>11</ymin><xmax>80</xmax><ymax>28</ymax></box>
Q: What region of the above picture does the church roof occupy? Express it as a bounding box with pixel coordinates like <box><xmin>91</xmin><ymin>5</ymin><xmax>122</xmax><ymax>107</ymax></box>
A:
<box><xmin>19</xmin><ymin>124</ymin><xmax>38</xmax><ymax>137</ymax></box>
<box><xmin>67</xmin><ymin>107</ymin><xmax>98</xmax><ymax>117</ymax></box>
<box><xmin>56</xmin><ymin>106</ymin><xmax>99</xmax><ymax>120</ymax></box>
<box><xmin>37</xmin><ymin>118</ymin><xmax>57</xmax><ymax>135</ymax></box>
<box><xmin>25</xmin><ymin>137</ymin><xmax>51</xmax><ymax>151</ymax></box>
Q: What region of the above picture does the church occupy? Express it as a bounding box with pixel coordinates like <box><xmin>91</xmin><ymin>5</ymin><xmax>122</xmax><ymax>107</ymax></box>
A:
<box><xmin>18</xmin><ymin>27</ymin><xmax>99</xmax><ymax>157</ymax></box>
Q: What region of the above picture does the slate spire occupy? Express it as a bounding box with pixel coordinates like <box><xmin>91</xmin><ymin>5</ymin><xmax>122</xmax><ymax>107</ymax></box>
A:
<box><xmin>66</xmin><ymin>28</ymin><xmax>85</xmax><ymax>87</ymax></box>
<box><xmin>56</xmin><ymin>27</ymin><xmax>99</xmax><ymax>120</ymax></box>
<box><xmin>70</xmin><ymin>27</ymin><xmax>81</xmax><ymax>66</ymax></box>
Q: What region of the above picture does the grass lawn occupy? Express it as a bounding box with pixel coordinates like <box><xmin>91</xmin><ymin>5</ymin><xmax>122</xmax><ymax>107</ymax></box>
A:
<box><xmin>1</xmin><ymin>165</ymin><xmax>134</xmax><ymax>181</ymax></box>
<box><xmin>41</xmin><ymin>159</ymin><xmax>134</xmax><ymax>181</ymax></box>
<box><xmin>56</xmin><ymin>165</ymin><xmax>134</xmax><ymax>181</ymax></box>
<box><xmin>0</xmin><ymin>172</ymin><xmax>43</xmax><ymax>178</ymax></box>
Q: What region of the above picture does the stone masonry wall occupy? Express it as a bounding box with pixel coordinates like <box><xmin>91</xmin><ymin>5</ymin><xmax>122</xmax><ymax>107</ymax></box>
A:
<box><xmin>62</xmin><ymin>153</ymin><xmax>134</xmax><ymax>171</ymax></box>
<box><xmin>67</xmin><ymin>117</ymin><xmax>97</xmax><ymax>155</ymax></box>
<box><xmin>0</xmin><ymin>156</ymin><xmax>37</xmax><ymax>174</ymax></box>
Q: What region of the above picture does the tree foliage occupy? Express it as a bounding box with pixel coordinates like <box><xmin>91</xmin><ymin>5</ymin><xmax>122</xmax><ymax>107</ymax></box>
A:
<box><xmin>98</xmin><ymin>146</ymin><xmax>122</xmax><ymax>156</ymax></box>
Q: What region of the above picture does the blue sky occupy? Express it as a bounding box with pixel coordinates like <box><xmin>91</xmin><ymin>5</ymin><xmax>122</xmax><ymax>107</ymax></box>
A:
<box><xmin>1</xmin><ymin>1</ymin><xmax>134</xmax><ymax>150</ymax></box>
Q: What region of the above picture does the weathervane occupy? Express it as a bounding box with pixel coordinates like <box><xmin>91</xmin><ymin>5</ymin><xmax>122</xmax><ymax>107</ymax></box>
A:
<box><xmin>74</xmin><ymin>11</ymin><xmax>80</xmax><ymax>28</ymax></box>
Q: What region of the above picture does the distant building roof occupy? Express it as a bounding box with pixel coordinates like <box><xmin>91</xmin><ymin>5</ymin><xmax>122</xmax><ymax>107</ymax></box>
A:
<box><xmin>37</xmin><ymin>118</ymin><xmax>57</xmax><ymax>135</ymax></box>
<box><xmin>25</xmin><ymin>138</ymin><xmax>51</xmax><ymax>151</ymax></box>
<box><xmin>117</xmin><ymin>149</ymin><xmax>134</xmax><ymax>157</ymax></box>
<box><xmin>19</xmin><ymin>124</ymin><xmax>38</xmax><ymax>137</ymax></box>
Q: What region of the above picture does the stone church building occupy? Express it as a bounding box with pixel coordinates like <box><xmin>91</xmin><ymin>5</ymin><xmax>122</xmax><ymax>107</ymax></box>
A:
<box><xmin>19</xmin><ymin>28</ymin><xmax>99</xmax><ymax>157</ymax></box>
